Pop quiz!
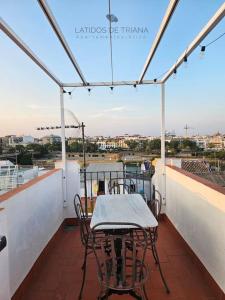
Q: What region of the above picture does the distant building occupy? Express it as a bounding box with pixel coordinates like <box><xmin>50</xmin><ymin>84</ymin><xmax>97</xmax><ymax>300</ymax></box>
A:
<box><xmin>8</xmin><ymin>135</ymin><xmax>35</xmax><ymax>147</ymax></box>
<box><xmin>192</xmin><ymin>135</ymin><xmax>209</xmax><ymax>150</ymax></box>
<box><xmin>41</xmin><ymin>135</ymin><xmax>61</xmax><ymax>145</ymax></box>
<box><xmin>96</xmin><ymin>139</ymin><xmax>128</xmax><ymax>150</ymax></box>
<box><xmin>67</xmin><ymin>137</ymin><xmax>82</xmax><ymax>146</ymax></box>
<box><xmin>208</xmin><ymin>132</ymin><xmax>224</xmax><ymax>149</ymax></box>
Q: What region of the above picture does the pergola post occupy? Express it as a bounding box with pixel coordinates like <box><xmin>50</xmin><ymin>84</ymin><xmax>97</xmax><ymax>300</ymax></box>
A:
<box><xmin>160</xmin><ymin>83</ymin><xmax>166</xmax><ymax>204</ymax></box>
<box><xmin>60</xmin><ymin>86</ymin><xmax>67</xmax><ymax>206</ymax></box>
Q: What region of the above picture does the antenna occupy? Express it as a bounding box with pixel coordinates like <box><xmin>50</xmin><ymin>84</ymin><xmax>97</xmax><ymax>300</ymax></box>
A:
<box><xmin>184</xmin><ymin>124</ymin><xmax>194</xmax><ymax>138</ymax></box>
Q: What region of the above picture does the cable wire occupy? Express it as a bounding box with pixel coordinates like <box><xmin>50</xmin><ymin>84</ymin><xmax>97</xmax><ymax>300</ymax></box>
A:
<box><xmin>200</xmin><ymin>31</ymin><xmax>225</xmax><ymax>48</ymax></box>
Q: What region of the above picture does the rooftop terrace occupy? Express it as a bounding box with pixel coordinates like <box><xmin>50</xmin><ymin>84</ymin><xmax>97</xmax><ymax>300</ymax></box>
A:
<box><xmin>0</xmin><ymin>161</ymin><xmax>224</xmax><ymax>300</ymax></box>
<box><xmin>12</xmin><ymin>217</ymin><xmax>221</xmax><ymax>300</ymax></box>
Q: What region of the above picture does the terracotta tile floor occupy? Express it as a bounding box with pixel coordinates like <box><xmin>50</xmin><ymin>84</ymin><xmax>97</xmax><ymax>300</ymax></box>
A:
<box><xmin>20</xmin><ymin>219</ymin><xmax>219</xmax><ymax>300</ymax></box>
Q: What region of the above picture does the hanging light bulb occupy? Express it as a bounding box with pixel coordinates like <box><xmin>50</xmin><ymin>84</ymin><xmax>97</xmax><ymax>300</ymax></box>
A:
<box><xmin>199</xmin><ymin>45</ymin><xmax>206</xmax><ymax>59</ymax></box>
<box><xmin>88</xmin><ymin>88</ymin><xmax>91</xmax><ymax>96</ymax></box>
<box><xmin>173</xmin><ymin>68</ymin><xmax>177</xmax><ymax>79</ymax></box>
<box><xmin>68</xmin><ymin>91</ymin><xmax>72</xmax><ymax>99</ymax></box>
<box><xmin>110</xmin><ymin>86</ymin><xmax>114</xmax><ymax>94</ymax></box>
<box><xmin>183</xmin><ymin>56</ymin><xmax>188</xmax><ymax>68</ymax></box>
<box><xmin>133</xmin><ymin>84</ymin><xmax>138</xmax><ymax>92</ymax></box>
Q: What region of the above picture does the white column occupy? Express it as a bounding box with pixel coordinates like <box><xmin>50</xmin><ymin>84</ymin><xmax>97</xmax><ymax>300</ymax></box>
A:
<box><xmin>160</xmin><ymin>83</ymin><xmax>166</xmax><ymax>204</ymax></box>
<box><xmin>60</xmin><ymin>87</ymin><xmax>67</xmax><ymax>206</ymax></box>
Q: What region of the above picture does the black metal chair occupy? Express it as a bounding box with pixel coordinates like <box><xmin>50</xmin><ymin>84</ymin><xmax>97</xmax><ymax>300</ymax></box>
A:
<box><xmin>108</xmin><ymin>182</ymin><xmax>131</xmax><ymax>194</ymax></box>
<box><xmin>91</xmin><ymin>222</ymin><xmax>149</xmax><ymax>300</ymax></box>
<box><xmin>108</xmin><ymin>177</ymin><xmax>136</xmax><ymax>195</ymax></box>
<box><xmin>148</xmin><ymin>189</ymin><xmax>162</xmax><ymax>244</ymax></box>
<box><xmin>74</xmin><ymin>194</ymin><xmax>105</xmax><ymax>299</ymax></box>
<box><xmin>74</xmin><ymin>194</ymin><xmax>92</xmax><ymax>299</ymax></box>
<box><xmin>134</xmin><ymin>189</ymin><xmax>170</xmax><ymax>293</ymax></box>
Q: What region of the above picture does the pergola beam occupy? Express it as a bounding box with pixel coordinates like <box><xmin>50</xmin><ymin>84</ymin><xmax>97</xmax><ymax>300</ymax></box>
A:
<box><xmin>38</xmin><ymin>0</ymin><xmax>88</xmax><ymax>86</ymax></box>
<box><xmin>63</xmin><ymin>80</ymin><xmax>158</xmax><ymax>88</ymax></box>
<box><xmin>0</xmin><ymin>17</ymin><xmax>63</xmax><ymax>87</ymax></box>
<box><xmin>138</xmin><ymin>0</ymin><xmax>179</xmax><ymax>83</ymax></box>
<box><xmin>161</xmin><ymin>2</ymin><xmax>225</xmax><ymax>83</ymax></box>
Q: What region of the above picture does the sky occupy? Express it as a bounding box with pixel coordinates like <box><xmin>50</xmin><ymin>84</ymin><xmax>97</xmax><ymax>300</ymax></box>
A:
<box><xmin>0</xmin><ymin>0</ymin><xmax>225</xmax><ymax>138</ymax></box>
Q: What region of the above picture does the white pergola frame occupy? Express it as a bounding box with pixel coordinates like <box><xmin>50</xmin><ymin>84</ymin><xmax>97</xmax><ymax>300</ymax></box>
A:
<box><xmin>1</xmin><ymin>1</ymin><xmax>225</xmax><ymax>206</ymax></box>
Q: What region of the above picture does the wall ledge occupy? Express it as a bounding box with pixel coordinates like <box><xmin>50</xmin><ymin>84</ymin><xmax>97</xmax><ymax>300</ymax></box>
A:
<box><xmin>0</xmin><ymin>168</ymin><xmax>61</xmax><ymax>203</ymax></box>
<box><xmin>167</xmin><ymin>165</ymin><xmax>225</xmax><ymax>196</ymax></box>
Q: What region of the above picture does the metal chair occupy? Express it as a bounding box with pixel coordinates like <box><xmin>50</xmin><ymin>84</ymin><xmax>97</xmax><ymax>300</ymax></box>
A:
<box><xmin>108</xmin><ymin>182</ymin><xmax>131</xmax><ymax>194</ymax></box>
<box><xmin>108</xmin><ymin>177</ymin><xmax>136</xmax><ymax>195</ymax></box>
<box><xmin>135</xmin><ymin>190</ymin><xmax>170</xmax><ymax>293</ymax></box>
<box><xmin>74</xmin><ymin>194</ymin><xmax>105</xmax><ymax>299</ymax></box>
<box><xmin>74</xmin><ymin>194</ymin><xmax>97</xmax><ymax>299</ymax></box>
<box><xmin>91</xmin><ymin>222</ymin><xmax>149</xmax><ymax>300</ymax></box>
<box><xmin>148</xmin><ymin>189</ymin><xmax>162</xmax><ymax>244</ymax></box>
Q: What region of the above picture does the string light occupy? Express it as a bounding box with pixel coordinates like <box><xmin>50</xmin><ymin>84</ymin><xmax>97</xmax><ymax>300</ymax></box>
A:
<box><xmin>133</xmin><ymin>83</ymin><xmax>138</xmax><ymax>92</ymax></box>
<box><xmin>110</xmin><ymin>86</ymin><xmax>114</xmax><ymax>94</ymax></box>
<box><xmin>199</xmin><ymin>45</ymin><xmax>206</xmax><ymax>59</ymax></box>
<box><xmin>68</xmin><ymin>91</ymin><xmax>72</xmax><ymax>99</ymax></box>
<box><xmin>173</xmin><ymin>68</ymin><xmax>177</xmax><ymax>79</ymax></box>
<box><xmin>87</xmin><ymin>88</ymin><xmax>91</xmax><ymax>96</ymax></box>
<box><xmin>183</xmin><ymin>55</ymin><xmax>188</xmax><ymax>68</ymax></box>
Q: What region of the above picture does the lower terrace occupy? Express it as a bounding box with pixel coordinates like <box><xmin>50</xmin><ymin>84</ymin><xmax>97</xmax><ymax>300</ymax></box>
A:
<box><xmin>0</xmin><ymin>160</ymin><xmax>224</xmax><ymax>300</ymax></box>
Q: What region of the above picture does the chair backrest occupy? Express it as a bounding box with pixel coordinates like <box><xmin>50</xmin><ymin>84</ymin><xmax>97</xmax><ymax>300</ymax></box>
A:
<box><xmin>149</xmin><ymin>188</ymin><xmax>162</xmax><ymax>221</ymax></box>
<box><xmin>91</xmin><ymin>222</ymin><xmax>148</xmax><ymax>290</ymax></box>
<box><xmin>108</xmin><ymin>182</ymin><xmax>131</xmax><ymax>194</ymax></box>
<box><xmin>73</xmin><ymin>194</ymin><xmax>90</xmax><ymax>247</ymax></box>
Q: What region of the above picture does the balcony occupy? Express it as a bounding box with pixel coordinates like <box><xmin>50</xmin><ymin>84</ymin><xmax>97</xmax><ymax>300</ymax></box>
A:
<box><xmin>0</xmin><ymin>160</ymin><xmax>224</xmax><ymax>300</ymax></box>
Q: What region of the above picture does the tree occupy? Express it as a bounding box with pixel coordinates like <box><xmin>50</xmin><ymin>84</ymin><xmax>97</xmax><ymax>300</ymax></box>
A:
<box><xmin>15</xmin><ymin>145</ymin><xmax>25</xmax><ymax>153</ymax></box>
<box><xmin>17</xmin><ymin>153</ymin><xmax>32</xmax><ymax>165</ymax></box>
<box><xmin>179</xmin><ymin>139</ymin><xmax>199</xmax><ymax>152</ymax></box>
<box><xmin>148</xmin><ymin>139</ymin><xmax>161</xmax><ymax>152</ymax></box>
<box><xmin>125</xmin><ymin>140</ymin><xmax>139</xmax><ymax>151</ymax></box>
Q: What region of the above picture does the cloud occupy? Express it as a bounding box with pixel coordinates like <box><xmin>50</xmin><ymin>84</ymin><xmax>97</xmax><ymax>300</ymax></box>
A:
<box><xmin>26</xmin><ymin>104</ymin><xmax>57</xmax><ymax>110</ymax></box>
<box><xmin>105</xmin><ymin>106</ymin><xmax>126</xmax><ymax>112</ymax></box>
<box><xmin>90</xmin><ymin>113</ymin><xmax>105</xmax><ymax>118</ymax></box>
<box><xmin>90</xmin><ymin>106</ymin><xmax>127</xmax><ymax>118</ymax></box>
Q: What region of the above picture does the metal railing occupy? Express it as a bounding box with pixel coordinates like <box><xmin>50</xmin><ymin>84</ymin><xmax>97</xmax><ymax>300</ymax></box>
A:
<box><xmin>80</xmin><ymin>169</ymin><xmax>153</xmax><ymax>215</ymax></box>
<box><xmin>0</xmin><ymin>165</ymin><xmax>39</xmax><ymax>192</ymax></box>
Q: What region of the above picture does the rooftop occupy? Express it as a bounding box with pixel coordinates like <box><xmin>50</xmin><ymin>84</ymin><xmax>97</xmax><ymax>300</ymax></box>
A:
<box><xmin>13</xmin><ymin>217</ymin><xmax>220</xmax><ymax>300</ymax></box>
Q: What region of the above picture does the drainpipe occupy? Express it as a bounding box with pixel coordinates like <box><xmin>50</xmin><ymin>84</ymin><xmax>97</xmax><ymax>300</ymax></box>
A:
<box><xmin>60</xmin><ymin>86</ymin><xmax>67</xmax><ymax>207</ymax></box>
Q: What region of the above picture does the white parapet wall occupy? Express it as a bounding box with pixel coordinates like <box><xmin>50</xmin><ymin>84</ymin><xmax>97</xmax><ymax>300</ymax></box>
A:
<box><xmin>0</xmin><ymin>208</ymin><xmax>10</xmax><ymax>300</ymax></box>
<box><xmin>0</xmin><ymin>169</ymin><xmax>64</xmax><ymax>298</ymax></box>
<box><xmin>153</xmin><ymin>163</ymin><xmax>225</xmax><ymax>293</ymax></box>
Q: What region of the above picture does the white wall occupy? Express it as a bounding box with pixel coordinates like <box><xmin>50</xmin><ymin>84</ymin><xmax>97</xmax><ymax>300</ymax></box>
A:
<box><xmin>0</xmin><ymin>208</ymin><xmax>10</xmax><ymax>300</ymax></box>
<box><xmin>154</xmin><ymin>165</ymin><xmax>225</xmax><ymax>292</ymax></box>
<box><xmin>1</xmin><ymin>169</ymin><xmax>64</xmax><ymax>297</ymax></box>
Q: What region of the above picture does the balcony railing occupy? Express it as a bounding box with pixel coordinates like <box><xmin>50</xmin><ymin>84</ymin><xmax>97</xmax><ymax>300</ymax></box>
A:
<box><xmin>80</xmin><ymin>169</ymin><xmax>153</xmax><ymax>215</ymax></box>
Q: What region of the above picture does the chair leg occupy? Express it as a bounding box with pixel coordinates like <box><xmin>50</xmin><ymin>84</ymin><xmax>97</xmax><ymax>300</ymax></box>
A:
<box><xmin>143</xmin><ymin>284</ymin><xmax>149</xmax><ymax>300</ymax></box>
<box><xmin>129</xmin><ymin>290</ymin><xmax>142</xmax><ymax>299</ymax></box>
<box><xmin>79</xmin><ymin>246</ymin><xmax>88</xmax><ymax>300</ymax></box>
<box><xmin>151</xmin><ymin>246</ymin><xmax>158</xmax><ymax>265</ymax></box>
<box><xmin>97</xmin><ymin>288</ymin><xmax>109</xmax><ymax>300</ymax></box>
<box><xmin>152</xmin><ymin>244</ymin><xmax>170</xmax><ymax>293</ymax></box>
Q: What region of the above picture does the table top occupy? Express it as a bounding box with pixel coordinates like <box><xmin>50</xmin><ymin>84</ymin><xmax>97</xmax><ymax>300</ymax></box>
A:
<box><xmin>90</xmin><ymin>193</ymin><xmax>158</xmax><ymax>230</ymax></box>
